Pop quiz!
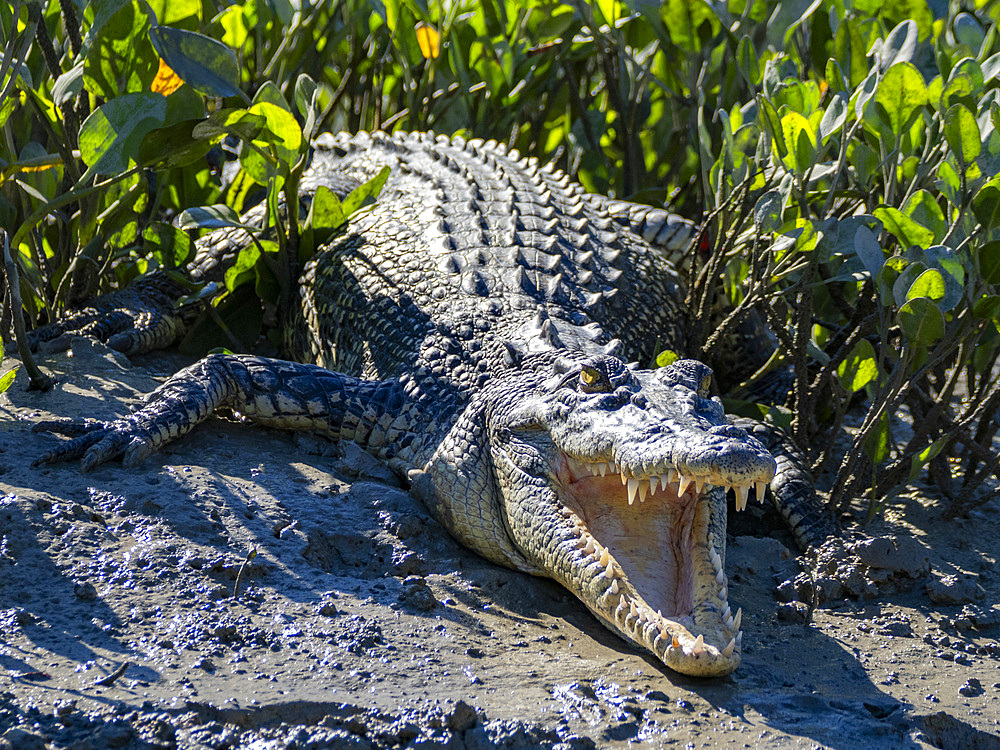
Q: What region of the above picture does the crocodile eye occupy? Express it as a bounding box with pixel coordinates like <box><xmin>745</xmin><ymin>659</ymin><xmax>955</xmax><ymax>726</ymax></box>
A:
<box><xmin>579</xmin><ymin>365</ymin><xmax>614</xmax><ymax>394</ymax></box>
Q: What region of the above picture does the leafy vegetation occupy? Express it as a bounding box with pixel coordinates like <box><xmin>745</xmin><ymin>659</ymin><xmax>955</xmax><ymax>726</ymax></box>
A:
<box><xmin>1</xmin><ymin>0</ymin><xmax>999</xmax><ymax>519</ymax></box>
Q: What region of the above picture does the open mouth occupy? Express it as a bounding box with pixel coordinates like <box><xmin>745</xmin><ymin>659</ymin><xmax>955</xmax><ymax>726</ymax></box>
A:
<box><xmin>552</xmin><ymin>453</ymin><xmax>767</xmax><ymax>676</ymax></box>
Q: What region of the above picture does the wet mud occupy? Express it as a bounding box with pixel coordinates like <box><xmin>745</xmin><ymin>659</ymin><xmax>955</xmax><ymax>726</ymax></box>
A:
<box><xmin>1</xmin><ymin>341</ymin><xmax>998</xmax><ymax>748</ymax></box>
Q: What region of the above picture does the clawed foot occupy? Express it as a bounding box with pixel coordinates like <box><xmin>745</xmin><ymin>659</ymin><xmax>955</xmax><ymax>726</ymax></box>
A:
<box><xmin>27</xmin><ymin>276</ymin><xmax>190</xmax><ymax>356</ymax></box>
<box><xmin>32</xmin><ymin>417</ymin><xmax>155</xmax><ymax>471</ymax></box>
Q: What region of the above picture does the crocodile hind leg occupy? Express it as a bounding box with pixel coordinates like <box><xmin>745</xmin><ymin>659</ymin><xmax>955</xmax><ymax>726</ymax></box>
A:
<box><xmin>730</xmin><ymin>417</ymin><xmax>835</xmax><ymax>550</ymax></box>
<box><xmin>34</xmin><ymin>353</ymin><xmax>410</xmax><ymax>472</ymax></box>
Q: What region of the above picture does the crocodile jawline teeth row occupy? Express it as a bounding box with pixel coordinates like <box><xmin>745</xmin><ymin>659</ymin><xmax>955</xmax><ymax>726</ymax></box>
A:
<box><xmin>567</xmin><ymin>458</ymin><xmax>770</xmax><ymax>509</ymax></box>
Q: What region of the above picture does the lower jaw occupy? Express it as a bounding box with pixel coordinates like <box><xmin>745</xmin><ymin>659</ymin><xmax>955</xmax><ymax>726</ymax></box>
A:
<box><xmin>558</xmin><ymin>480</ymin><xmax>741</xmax><ymax>676</ymax></box>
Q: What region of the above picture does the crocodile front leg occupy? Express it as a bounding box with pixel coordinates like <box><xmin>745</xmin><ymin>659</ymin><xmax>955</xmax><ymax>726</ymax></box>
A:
<box><xmin>34</xmin><ymin>354</ymin><xmax>410</xmax><ymax>471</ymax></box>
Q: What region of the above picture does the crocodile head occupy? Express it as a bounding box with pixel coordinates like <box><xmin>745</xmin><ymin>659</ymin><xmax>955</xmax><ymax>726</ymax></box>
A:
<box><xmin>485</xmin><ymin>354</ymin><xmax>776</xmax><ymax>677</ymax></box>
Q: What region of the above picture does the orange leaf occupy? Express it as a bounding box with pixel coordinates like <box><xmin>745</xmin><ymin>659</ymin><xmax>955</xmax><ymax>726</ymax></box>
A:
<box><xmin>415</xmin><ymin>22</ymin><xmax>440</xmax><ymax>60</ymax></box>
<box><xmin>151</xmin><ymin>58</ymin><xmax>184</xmax><ymax>97</ymax></box>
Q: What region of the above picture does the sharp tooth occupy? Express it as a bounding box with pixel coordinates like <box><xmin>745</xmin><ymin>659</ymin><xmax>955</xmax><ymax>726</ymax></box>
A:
<box><xmin>735</xmin><ymin>485</ymin><xmax>748</xmax><ymax>511</ymax></box>
<box><xmin>693</xmin><ymin>634</ymin><xmax>704</xmax><ymax>652</ymax></box>
<box><xmin>610</xmin><ymin>461</ymin><xmax>618</xmax><ymax>474</ymax></box>
<box><xmin>660</xmin><ymin>473</ymin><xmax>670</xmax><ymax>491</ymax></box>
<box><xmin>723</xmin><ymin>605</ymin><xmax>731</xmax><ymax>624</ymax></box>
<box><xmin>736</xmin><ymin>631</ymin><xmax>743</xmax><ymax>650</ymax></box>
<box><xmin>677</xmin><ymin>474</ymin><xmax>694</xmax><ymax>495</ymax></box>
<box><xmin>610</xmin><ymin>579</ymin><xmax>619</xmax><ymax>595</ymax></box>
<box><xmin>599</xmin><ymin>548</ymin><xmax>610</xmax><ymax>567</ymax></box>
<box><xmin>733</xmin><ymin>607</ymin><xmax>742</xmax><ymax>633</ymax></box>
<box><xmin>583</xmin><ymin>539</ymin><xmax>595</xmax><ymax>555</ymax></box>
<box><xmin>716</xmin><ymin>568</ymin><xmax>725</xmax><ymax>585</ymax></box>
<box><xmin>722</xmin><ymin>637</ymin><xmax>736</xmax><ymax>658</ymax></box>
<box><xmin>629</xmin><ymin>601</ymin><xmax>638</xmax><ymax>617</ymax></box>
<box><xmin>598</xmin><ymin>463</ymin><xmax>608</xmax><ymax>477</ymax></box>
<box><xmin>671</xmin><ymin>636</ymin><xmax>680</xmax><ymax>650</ymax></box>
<box><xmin>649</xmin><ymin>476</ymin><xmax>657</xmax><ymax>497</ymax></box>
<box><xmin>627</xmin><ymin>478</ymin><xmax>639</xmax><ymax>505</ymax></box>
<box><xmin>620</xmin><ymin>471</ymin><xmax>629</xmax><ymax>486</ymax></box>
<box><xmin>695</xmin><ymin>476</ymin><xmax>705</xmax><ymax>493</ymax></box>
<box><xmin>638</xmin><ymin>480</ymin><xmax>648</xmax><ymax>502</ymax></box>
<box><xmin>710</xmin><ymin>546</ymin><xmax>721</xmax><ymax>570</ymax></box>
<box><xmin>605</xmin><ymin>561</ymin><xmax>614</xmax><ymax>578</ymax></box>
<box><xmin>756</xmin><ymin>481</ymin><xmax>767</xmax><ymax>502</ymax></box>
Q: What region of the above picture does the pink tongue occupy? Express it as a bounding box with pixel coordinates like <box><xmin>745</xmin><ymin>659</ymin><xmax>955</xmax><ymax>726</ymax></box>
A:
<box><xmin>567</xmin><ymin>474</ymin><xmax>696</xmax><ymax>618</ymax></box>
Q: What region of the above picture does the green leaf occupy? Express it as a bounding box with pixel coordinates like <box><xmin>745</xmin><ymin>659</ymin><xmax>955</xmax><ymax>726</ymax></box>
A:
<box><xmin>149</xmin><ymin>26</ymin><xmax>241</xmax><ymax>99</ymax></box>
<box><xmin>898</xmin><ymin>297</ymin><xmax>945</xmax><ymax>346</ymax></box>
<box><xmin>825</xmin><ymin>59</ymin><xmax>849</xmax><ymax>94</ymax></box>
<box><xmin>656</xmin><ymin>349</ymin><xmax>680</xmax><ymax>368</ymax></box>
<box><xmin>240</xmin><ymin>102</ymin><xmax>303</xmax><ymax>182</ymax></box>
<box><xmin>224</xmin><ymin>244</ymin><xmax>261</xmax><ymax>293</ymax></box>
<box><xmin>978</xmin><ymin>241</ymin><xmax>1000</xmax><ymax>285</ymax></box>
<box><xmin>908</xmin><ymin>436</ymin><xmax>948</xmax><ymax>482</ymax></box>
<box><xmin>973</xmin><ymin>294</ymin><xmax>1000</xmax><ymax>320</ymax></box>
<box><xmin>943</xmin><ymin>104</ymin><xmax>981</xmax><ymax>165</ymax></box>
<box><xmin>340</xmin><ymin>165</ymin><xmax>391</xmax><ymax>216</ymax></box>
<box><xmin>217</xmin><ymin>5</ymin><xmax>249</xmax><ymax>49</ymax></box>
<box><xmin>252</xmin><ymin>81</ymin><xmax>291</xmax><ymax>111</ymax></box>
<box><xmin>753</xmin><ymin>190</ymin><xmax>783</xmax><ymax>232</ymax></box>
<box><xmin>306</xmin><ymin>185</ymin><xmax>345</xmax><ymax>234</ymax></box>
<box><xmin>972</xmin><ymin>176</ymin><xmax>1000</xmax><ymax>229</ymax></box>
<box><xmin>834</xmin><ymin>17</ymin><xmax>869</xmax><ymax>89</ymax></box>
<box><xmin>757</xmin><ymin>95</ymin><xmax>786</xmax><ymax>159</ymax></box>
<box><xmin>873</xmin><ymin>62</ymin><xmax>926</xmax><ymax>138</ymax></box>
<box><xmin>176</xmin><ymin>204</ymin><xmax>252</xmax><ymax>230</ymax></box>
<box><xmin>819</xmin><ymin>92</ymin><xmax>848</xmax><ymax>142</ymax></box>
<box><xmin>736</xmin><ymin>35</ymin><xmax>761</xmax><ymax>87</ymax></box>
<box><xmin>0</xmin><ymin>365</ymin><xmax>18</xmax><ymax>394</ymax></box>
<box><xmin>143</xmin><ymin>221</ymin><xmax>192</xmax><ymax>265</ymax></box>
<box><xmin>854</xmin><ymin>225</ymin><xmax>885</xmax><ymax>278</ymax></box>
<box><xmin>837</xmin><ymin>338</ymin><xmax>879</xmax><ymax>393</ymax></box>
<box><xmin>906</xmin><ymin>268</ymin><xmax>945</xmax><ymax>302</ymax></box>
<box><xmin>83</xmin><ymin>0</ymin><xmax>157</xmax><ymax>99</ymax></box>
<box><xmin>874</xmin><ymin>206</ymin><xmax>934</xmax><ymax>249</ymax></box>
<box><xmin>146</xmin><ymin>0</ymin><xmax>201</xmax><ymax>27</ymax></box>
<box><xmin>191</xmin><ymin>108</ymin><xmax>266</xmax><ymax>143</ymax></box>
<box><xmin>936</xmin><ymin>160</ymin><xmax>961</xmax><ymax>206</ymax></box>
<box><xmin>780</xmin><ymin>111</ymin><xmax>816</xmax><ymax>172</ymax></box>
<box><xmin>881</xmin><ymin>0</ymin><xmax>932</xmax><ymax>41</ymax></box>
<box><xmin>294</xmin><ymin>74</ymin><xmax>320</xmax><ymax>140</ymax></box>
<box><xmin>864</xmin><ymin>413</ymin><xmax>892</xmax><ymax>465</ymax></box>
<box><xmin>78</xmin><ymin>92</ymin><xmax>167</xmax><ymax>174</ymax></box>
<box><xmin>879</xmin><ymin>19</ymin><xmax>919</xmax><ymax>70</ymax></box>
<box><xmin>940</xmin><ymin>58</ymin><xmax>984</xmax><ymax>111</ymax></box>
<box><xmin>138</xmin><ymin>118</ymin><xmax>212</xmax><ymax>169</ymax></box>
<box><xmin>952</xmin><ymin>13</ymin><xmax>985</xmax><ymax>52</ymax></box>
<box><xmin>53</xmin><ymin>61</ymin><xmax>85</xmax><ymax>106</ymax></box>
<box><xmin>902</xmin><ymin>190</ymin><xmax>946</xmax><ymax>243</ymax></box>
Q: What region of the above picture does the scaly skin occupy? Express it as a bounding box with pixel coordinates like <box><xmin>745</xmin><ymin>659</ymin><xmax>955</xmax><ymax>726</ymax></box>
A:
<box><xmin>31</xmin><ymin>131</ymin><xmax>815</xmax><ymax>677</ymax></box>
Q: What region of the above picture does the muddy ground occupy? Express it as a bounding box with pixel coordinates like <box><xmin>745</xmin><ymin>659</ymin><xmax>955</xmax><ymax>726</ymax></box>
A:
<box><xmin>0</xmin><ymin>340</ymin><xmax>999</xmax><ymax>749</ymax></box>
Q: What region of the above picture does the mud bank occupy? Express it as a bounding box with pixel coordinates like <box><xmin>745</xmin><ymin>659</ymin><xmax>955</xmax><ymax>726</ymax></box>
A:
<box><xmin>1</xmin><ymin>342</ymin><xmax>998</xmax><ymax>748</ymax></box>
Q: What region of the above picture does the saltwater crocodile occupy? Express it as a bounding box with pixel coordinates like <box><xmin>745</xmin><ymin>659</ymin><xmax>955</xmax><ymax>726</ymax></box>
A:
<box><xmin>31</xmin><ymin>130</ymin><xmax>818</xmax><ymax>677</ymax></box>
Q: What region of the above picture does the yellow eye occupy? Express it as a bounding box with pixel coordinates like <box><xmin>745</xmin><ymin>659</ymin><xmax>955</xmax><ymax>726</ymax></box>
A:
<box><xmin>580</xmin><ymin>367</ymin><xmax>599</xmax><ymax>386</ymax></box>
